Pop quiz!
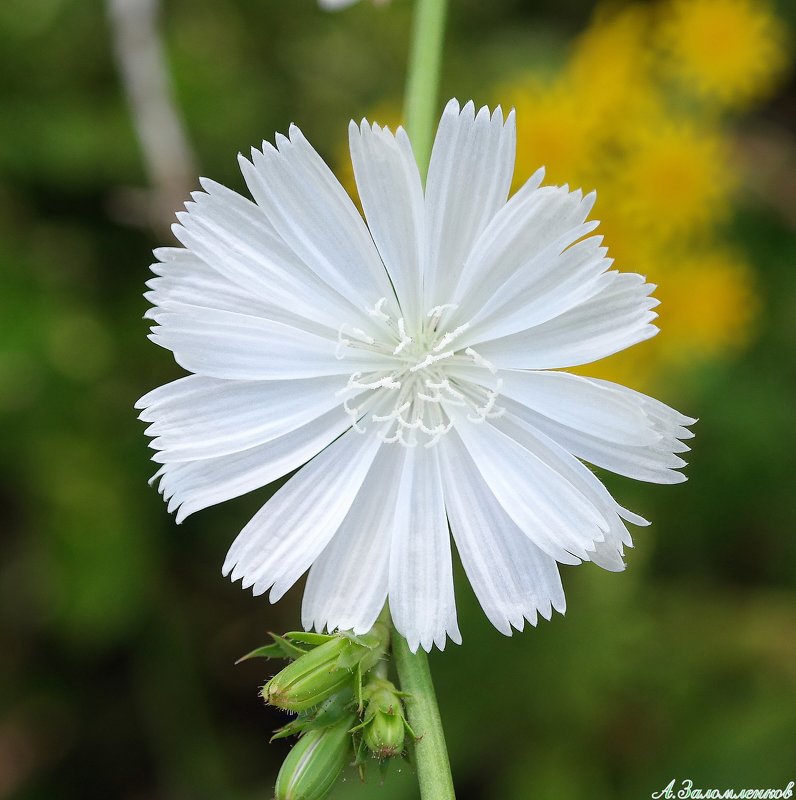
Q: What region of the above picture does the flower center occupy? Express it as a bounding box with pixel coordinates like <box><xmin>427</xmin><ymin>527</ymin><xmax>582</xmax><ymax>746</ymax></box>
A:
<box><xmin>336</xmin><ymin>299</ymin><xmax>505</xmax><ymax>447</ymax></box>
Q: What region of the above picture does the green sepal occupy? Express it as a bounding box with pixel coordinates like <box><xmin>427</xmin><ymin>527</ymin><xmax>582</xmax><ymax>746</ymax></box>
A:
<box><xmin>236</xmin><ymin>633</ymin><xmax>310</xmax><ymax>664</ymax></box>
<box><xmin>336</xmin><ymin>646</ymin><xmax>369</xmax><ymax>672</ymax></box>
<box><xmin>271</xmin><ymin>690</ymin><xmax>354</xmax><ymax>742</ymax></box>
<box><xmin>271</xmin><ymin>718</ymin><xmax>307</xmax><ymax>741</ymax></box>
<box><xmin>235</xmin><ymin>644</ymin><xmax>284</xmax><ymax>664</ymax></box>
<box><xmin>282</xmin><ymin>631</ymin><xmax>335</xmax><ymax>647</ymax></box>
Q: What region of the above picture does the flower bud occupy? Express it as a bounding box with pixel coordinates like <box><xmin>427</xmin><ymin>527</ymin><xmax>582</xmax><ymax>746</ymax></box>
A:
<box><xmin>358</xmin><ymin>678</ymin><xmax>411</xmax><ymax>760</ymax></box>
<box><xmin>364</xmin><ymin>706</ymin><xmax>405</xmax><ymax>760</ymax></box>
<box><xmin>262</xmin><ymin>626</ymin><xmax>389</xmax><ymax>713</ymax></box>
<box><xmin>274</xmin><ymin>714</ymin><xmax>356</xmax><ymax>800</ymax></box>
<box><xmin>263</xmin><ymin>637</ymin><xmax>354</xmax><ymax>712</ymax></box>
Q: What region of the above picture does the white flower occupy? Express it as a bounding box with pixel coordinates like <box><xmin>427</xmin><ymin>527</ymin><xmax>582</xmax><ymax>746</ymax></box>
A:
<box><xmin>138</xmin><ymin>99</ymin><xmax>695</xmax><ymax>653</ymax></box>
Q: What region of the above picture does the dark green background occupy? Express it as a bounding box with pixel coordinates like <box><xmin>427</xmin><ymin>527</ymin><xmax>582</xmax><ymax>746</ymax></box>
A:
<box><xmin>1</xmin><ymin>0</ymin><xmax>794</xmax><ymax>798</ymax></box>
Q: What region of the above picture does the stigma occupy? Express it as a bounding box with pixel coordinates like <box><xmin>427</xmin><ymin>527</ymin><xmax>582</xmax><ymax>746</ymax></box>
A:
<box><xmin>336</xmin><ymin>298</ymin><xmax>504</xmax><ymax>447</ymax></box>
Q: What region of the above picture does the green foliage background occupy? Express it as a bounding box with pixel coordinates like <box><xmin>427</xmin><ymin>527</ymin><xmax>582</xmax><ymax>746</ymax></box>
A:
<box><xmin>0</xmin><ymin>1</ymin><xmax>794</xmax><ymax>798</ymax></box>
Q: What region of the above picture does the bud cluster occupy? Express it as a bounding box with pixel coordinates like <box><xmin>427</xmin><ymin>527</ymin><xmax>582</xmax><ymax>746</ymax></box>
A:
<box><xmin>239</xmin><ymin>623</ymin><xmax>416</xmax><ymax>800</ymax></box>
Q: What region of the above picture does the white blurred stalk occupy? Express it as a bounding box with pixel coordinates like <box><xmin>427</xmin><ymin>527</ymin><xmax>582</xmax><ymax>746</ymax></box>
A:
<box><xmin>107</xmin><ymin>0</ymin><xmax>196</xmax><ymax>235</ymax></box>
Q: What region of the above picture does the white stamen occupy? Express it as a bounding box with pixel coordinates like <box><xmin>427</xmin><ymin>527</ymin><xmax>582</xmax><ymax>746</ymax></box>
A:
<box><xmin>345</xmin><ymin>373</ymin><xmax>402</xmax><ymax>391</ymax></box>
<box><xmin>427</xmin><ymin>304</ymin><xmax>458</xmax><ymax>317</ymax></box>
<box><xmin>368</xmin><ymin>297</ymin><xmax>390</xmax><ymax>321</ymax></box>
<box><xmin>465</xmin><ymin>347</ymin><xmax>498</xmax><ymax>374</ymax></box>
<box><xmin>432</xmin><ymin>322</ymin><xmax>471</xmax><ymax>352</ymax></box>
<box><xmin>398</xmin><ymin>412</ymin><xmax>424</xmax><ymax>430</ymax></box>
<box><xmin>466</xmin><ymin>379</ymin><xmax>505</xmax><ymax>422</ymax></box>
<box><xmin>351</xmin><ymin>327</ymin><xmax>375</xmax><ymax>345</ymax></box>
<box><xmin>424</xmin><ymin>421</ymin><xmax>453</xmax><ymax>448</ymax></box>
<box><xmin>409</xmin><ymin>351</ymin><xmax>454</xmax><ymax>372</ymax></box>
<box><xmin>427</xmin><ymin>303</ymin><xmax>458</xmax><ymax>333</ymax></box>
<box><xmin>392</xmin><ymin>317</ymin><xmax>413</xmax><ymax>355</ymax></box>
<box><xmin>335</xmin><ymin>325</ymin><xmax>352</xmax><ymax>360</ymax></box>
<box><xmin>336</xmin><ymin>303</ymin><xmax>505</xmax><ymax>448</ymax></box>
<box><xmin>372</xmin><ymin>401</ymin><xmax>411</xmax><ymax>423</ymax></box>
<box><xmin>425</xmin><ymin>378</ymin><xmax>465</xmax><ymax>402</ymax></box>
<box><xmin>343</xmin><ymin>397</ymin><xmax>359</xmax><ymax>416</ymax></box>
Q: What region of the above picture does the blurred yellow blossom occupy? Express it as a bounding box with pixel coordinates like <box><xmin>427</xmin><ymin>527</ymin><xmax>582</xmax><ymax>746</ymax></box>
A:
<box><xmin>499</xmin><ymin>78</ymin><xmax>600</xmax><ymax>187</ymax></box>
<box><xmin>500</xmin><ymin>0</ymin><xmax>791</xmax><ymax>389</ymax></box>
<box><xmin>565</xmin><ymin>4</ymin><xmax>659</xmax><ymax>125</ymax></box>
<box><xmin>655</xmin><ymin>248</ymin><xmax>759</xmax><ymax>360</ymax></box>
<box><xmin>658</xmin><ymin>0</ymin><xmax>789</xmax><ymax>110</ymax></box>
<box><xmin>577</xmin><ymin>246</ymin><xmax>758</xmax><ymax>387</ymax></box>
<box><xmin>611</xmin><ymin>121</ymin><xmax>734</xmax><ymax>245</ymax></box>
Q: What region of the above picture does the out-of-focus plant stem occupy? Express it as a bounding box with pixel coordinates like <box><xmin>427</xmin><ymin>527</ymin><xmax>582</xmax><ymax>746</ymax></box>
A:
<box><xmin>107</xmin><ymin>0</ymin><xmax>196</xmax><ymax>235</ymax></box>
<box><xmin>403</xmin><ymin>0</ymin><xmax>448</xmax><ymax>181</ymax></box>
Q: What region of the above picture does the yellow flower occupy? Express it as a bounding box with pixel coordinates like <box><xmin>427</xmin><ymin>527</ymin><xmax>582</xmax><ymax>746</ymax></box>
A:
<box><xmin>498</xmin><ymin>0</ymin><xmax>779</xmax><ymax>391</ymax></box>
<box><xmin>612</xmin><ymin>121</ymin><xmax>734</xmax><ymax>245</ymax></box>
<box><xmin>656</xmin><ymin>248</ymin><xmax>759</xmax><ymax>360</ymax></box>
<box><xmin>566</xmin><ymin>4</ymin><xmax>660</xmax><ymax>125</ymax></box>
<box><xmin>658</xmin><ymin>0</ymin><xmax>789</xmax><ymax>110</ymax></box>
<box><xmin>498</xmin><ymin>77</ymin><xmax>600</xmax><ymax>190</ymax></box>
<box><xmin>580</xmin><ymin>246</ymin><xmax>758</xmax><ymax>388</ymax></box>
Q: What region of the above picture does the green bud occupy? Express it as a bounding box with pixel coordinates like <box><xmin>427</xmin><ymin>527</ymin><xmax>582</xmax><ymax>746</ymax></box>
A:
<box><xmin>262</xmin><ymin>625</ymin><xmax>389</xmax><ymax>713</ymax></box>
<box><xmin>357</xmin><ymin>678</ymin><xmax>412</xmax><ymax>760</ymax></box>
<box><xmin>364</xmin><ymin>707</ymin><xmax>405</xmax><ymax>760</ymax></box>
<box><xmin>263</xmin><ymin>637</ymin><xmax>353</xmax><ymax>712</ymax></box>
<box><xmin>274</xmin><ymin>714</ymin><xmax>356</xmax><ymax>800</ymax></box>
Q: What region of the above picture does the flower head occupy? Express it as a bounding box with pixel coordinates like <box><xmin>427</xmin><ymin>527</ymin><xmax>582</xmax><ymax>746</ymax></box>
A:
<box><xmin>138</xmin><ymin>100</ymin><xmax>695</xmax><ymax>652</ymax></box>
<box><xmin>610</xmin><ymin>120</ymin><xmax>733</xmax><ymax>245</ymax></box>
<box><xmin>658</xmin><ymin>0</ymin><xmax>789</xmax><ymax>110</ymax></box>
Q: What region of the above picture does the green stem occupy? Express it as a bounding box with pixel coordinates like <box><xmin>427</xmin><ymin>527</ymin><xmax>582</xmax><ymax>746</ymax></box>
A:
<box><xmin>403</xmin><ymin>0</ymin><xmax>449</xmax><ymax>179</ymax></box>
<box><xmin>392</xmin><ymin>623</ymin><xmax>456</xmax><ymax>799</ymax></box>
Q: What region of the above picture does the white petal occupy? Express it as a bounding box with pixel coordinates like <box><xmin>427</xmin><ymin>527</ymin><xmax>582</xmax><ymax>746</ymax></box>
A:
<box><xmin>503</xmin><ymin>395</ymin><xmax>690</xmax><ymax>484</ymax></box>
<box><xmin>456</xmin><ymin>233</ymin><xmax>611</xmax><ymax>348</ymax></box>
<box><xmin>439</xmin><ymin>433</ymin><xmax>565</xmax><ymax>634</ymax></box>
<box><xmin>479</xmin><ymin>369</ymin><xmax>662</xmax><ymax>447</ymax></box>
<box><xmin>451</xmin><ymin>181</ymin><xmax>597</xmax><ymax>322</ymax></box>
<box><xmin>138</xmin><ymin>374</ymin><xmax>347</xmax><ymax>462</ymax></box>
<box><xmin>349</xmin><ymin>121</ymin><xmax>425</xmax><ymax>327</ymax></box>
<box><xmin>388</xmin><ymin>445</ymin><xmax>460</xmax><ymax>652</ymax></box>
<box><xmin>239</xmin><ymin>126</ymin><xmax>396</xmax><ymax>316</ymax></box>
<box><xmin>170</xmin><ymin>183</ymin><xmax>363</xmax><ymax>332</ymax></box>
<box><xmin>149</xmin><ymin>302</ymin><xmax>389</xmax><ymax>380</ymax></box>
<box><xmin>423</xmin><ymin>100</ymin><xmax>515</xmax><ymax>309</ymax></box>
<box><xmin>587</xmin><ymin>377</ymin><xmax>697</xmax><ymax>436</ymax></box>
<box><xmin>155</xmin><ymin>404</ymin><xmax>356</xmax><ymax>522</ymax></box>
<box><xmin>452</xmin><ymin>413</ymin><xmax>609</xmax><ymax>562</ymax></box>
<box><xmin>223</xmin><ymin>426</ymin><xmax>383</xmax><ymax>601</ymax></box>
<box><xmin>147</xmin><ymin>248</ymin><xmax>317</xmax><ymax>325</ymax></box>
<box><xmin>492</xmin><ymin>407</ymin><xmax>648</xmax><ymax>570</ymax></box>
<box><xmin>301</xmin><ymin>445</ymin><xmax>404</xmax><ymax>635</ymax></box>
<box><xmin>475</xmin><ymin>272</ymin><xmax>659</xmax><ymax>370</ymax></box>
